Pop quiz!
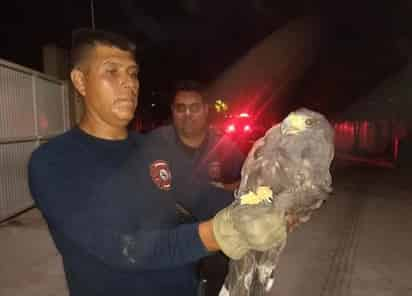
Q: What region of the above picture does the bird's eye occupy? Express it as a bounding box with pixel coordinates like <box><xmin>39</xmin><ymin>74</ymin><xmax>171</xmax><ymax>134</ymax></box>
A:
<box><xmin>305</xmin><ymin>119</ymin><xmax>314</xmax><ymax>126</ymax></box>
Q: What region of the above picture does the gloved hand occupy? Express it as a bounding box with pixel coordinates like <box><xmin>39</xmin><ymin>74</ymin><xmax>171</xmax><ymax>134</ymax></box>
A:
<box><xmin>212</xmin><ymin>204</ymin><xmax>287</xmax><ymax>259</ymax></box>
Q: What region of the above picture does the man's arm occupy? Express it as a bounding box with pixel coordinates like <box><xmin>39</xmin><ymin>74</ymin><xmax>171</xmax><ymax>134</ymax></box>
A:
<box><xmin>28</xmin><ymin>152</ymin><xmax>210</xmax><ymax>272</ymax></box>
<box><xmin>29</xmin><ymin>147</ymin><xmax>286</xmax><ymax>270</ymax></box>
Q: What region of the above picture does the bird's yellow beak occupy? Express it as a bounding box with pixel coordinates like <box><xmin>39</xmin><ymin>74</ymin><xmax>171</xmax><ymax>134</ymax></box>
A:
<box><xmin>282</xmin><ymin>113</ymin><xmax>307</xmax><ymax>135</ymax></box>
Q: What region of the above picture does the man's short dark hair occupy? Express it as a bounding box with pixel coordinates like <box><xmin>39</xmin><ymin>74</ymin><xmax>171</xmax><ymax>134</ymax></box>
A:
<box><xmin>175</xmin><ymin>80</ymin><xmax>204</xmax><ymax>93</ymax></box>
<box><xmin>71</xmin><ymin>28</ymin><xmax>136</xmax><ymax>70</ymax></box>
<box><xmin>174</xmin><ymin>80</ymin><xmax>208</xmax><ymax>104</ymax></box>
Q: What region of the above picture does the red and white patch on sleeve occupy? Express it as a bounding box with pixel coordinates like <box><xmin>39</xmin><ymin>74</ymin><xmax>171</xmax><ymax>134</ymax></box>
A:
<box><xmin>149</xmin><ymin>160</ymin><xmax>172</xmax><ymax>191</ymax></box>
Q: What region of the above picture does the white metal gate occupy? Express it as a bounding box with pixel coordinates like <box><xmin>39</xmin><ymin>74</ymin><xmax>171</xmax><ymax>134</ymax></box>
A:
<box><xmin>0</xmin><ymin>58</ymin><xmax>70</xmax><ymax>221</ymax></box>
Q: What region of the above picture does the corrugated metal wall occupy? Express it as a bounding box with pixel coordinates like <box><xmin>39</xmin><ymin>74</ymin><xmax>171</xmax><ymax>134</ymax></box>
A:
<box><xmin>0</xmin><ymin>66</ymin><xmax>35</xmax><ymax>140</ymax></box>
<box><xmin>0</xmin><ymin>59</ymin><xmax>69</xmax><ymax>221</ymax></box>
<box><xmin>0</xmin><ymin>142</ymin><xmax>35</xmax><ymax>219</ymax></box>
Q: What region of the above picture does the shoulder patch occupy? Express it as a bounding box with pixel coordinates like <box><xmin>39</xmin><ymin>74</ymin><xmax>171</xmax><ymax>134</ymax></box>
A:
<box><xmin>150</xmin><ymin>160</ymin><xmax>172</xmax><ymax>191</ymax></box>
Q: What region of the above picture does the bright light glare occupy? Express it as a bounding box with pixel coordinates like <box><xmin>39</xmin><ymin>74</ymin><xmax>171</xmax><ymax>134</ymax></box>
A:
<box><xmin>244</xmin><ymin>125</ymin><xmax>252</xmax><ymax>132</ymax></box>
<box><xmin>239</xmin><ymin>113</ymin><xmax>250</xmax><ymax>118</ymax></box>
<box><xmin>226</xmin><ymin>124</ymin><xmax>236</xmax><ymax>133</ymax></box>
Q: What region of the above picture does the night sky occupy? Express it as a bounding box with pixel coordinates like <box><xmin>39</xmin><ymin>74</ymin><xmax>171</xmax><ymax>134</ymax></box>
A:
<box><xmin>1</xmin><ymin>0</ymin><xmax>411</xmax><ymax>119</ymax></box>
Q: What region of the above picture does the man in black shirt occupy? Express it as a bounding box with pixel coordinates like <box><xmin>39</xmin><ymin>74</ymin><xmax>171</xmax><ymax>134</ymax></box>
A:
<box><xmin>148</xmin><ymin>81</ymin><xmax>244</xmax><ymax>295</ymax></box>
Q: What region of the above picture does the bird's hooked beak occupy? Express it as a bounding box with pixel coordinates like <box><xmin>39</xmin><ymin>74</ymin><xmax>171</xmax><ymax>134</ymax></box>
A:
<box><xmin>280</xmin><ymin>113</ymin><xmax>307</xmax><ymax>136</ymax></box>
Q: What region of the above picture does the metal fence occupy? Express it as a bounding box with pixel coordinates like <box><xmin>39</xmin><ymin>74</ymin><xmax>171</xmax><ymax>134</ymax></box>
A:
<box><xmin>0</xmin><ymin>58</ymin><xmax>70</xmax><ymax>221</ymax></box>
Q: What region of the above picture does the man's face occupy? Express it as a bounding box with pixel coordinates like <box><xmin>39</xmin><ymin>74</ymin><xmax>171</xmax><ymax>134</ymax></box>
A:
<box><xmin>172</xmin><ymin>90</ymin><xmax>209</xmax><ymax>138</ymax></box>
<box><xmin>73</xmin><ymin>45</ymin><xmax>139</xmax><ymax>128</ymax></box>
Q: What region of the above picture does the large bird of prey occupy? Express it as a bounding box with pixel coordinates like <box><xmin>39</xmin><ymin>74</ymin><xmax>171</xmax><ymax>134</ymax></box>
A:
<box><xmin>219</xmin><ymin>108</ymin><xmax>335</xmax><ymax>296</ymax></box>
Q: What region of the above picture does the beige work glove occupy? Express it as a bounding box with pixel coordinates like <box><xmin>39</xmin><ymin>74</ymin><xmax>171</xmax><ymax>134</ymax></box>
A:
<box><xmin>212</xmin><ymin>204</ymin><xmax>287</xmax><ymax>260</ymax></box>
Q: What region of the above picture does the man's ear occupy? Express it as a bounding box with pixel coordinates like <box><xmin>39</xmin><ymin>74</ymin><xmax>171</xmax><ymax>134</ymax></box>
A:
<box><xmin>70</xmin><ymin>69</ymin><xmax>87</xmax><ymax>97</ymax></box>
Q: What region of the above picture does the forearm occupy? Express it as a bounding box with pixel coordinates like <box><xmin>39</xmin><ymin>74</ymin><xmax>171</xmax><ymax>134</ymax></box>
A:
<box><xmin>118</xmin><ymin>223</ymin><xmax>210</xmax><ymax>269</ymax></box>
<box><xmin>47</xmin><ymin>215</ymin><xmax>209</xmax><ymax>271</ymax></box>
<box><xmin>29</xmin><ymin>157</ymin><xmax>210</xmax><ymax>271</ymax></box>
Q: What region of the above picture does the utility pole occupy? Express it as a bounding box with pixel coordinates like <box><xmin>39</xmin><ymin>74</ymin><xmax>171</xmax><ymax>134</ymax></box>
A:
<box><xmin>91</xmin><ymin>0</ymin><xmax>96</xmax><ymax>29</ymax></box>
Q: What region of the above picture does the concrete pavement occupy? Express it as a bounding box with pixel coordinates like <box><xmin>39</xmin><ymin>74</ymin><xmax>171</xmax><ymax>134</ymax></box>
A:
<box><xmin>271</xmin><ymin>167</ymin><xmax>412</xmax><ymax>296</ymax></box>
<box><xmin>0</xmin><ymin>209</ymin><xmax>68</xmax><ymax>296</ymax></box>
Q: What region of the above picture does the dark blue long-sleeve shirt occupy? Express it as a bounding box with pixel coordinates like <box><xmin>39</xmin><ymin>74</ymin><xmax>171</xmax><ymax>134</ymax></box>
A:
<box><xmin>146</xmin><ymin>125</ymin><xmax>244</xmax><ymax>221</ymax></box>
<box><xmin>143</xmin><ymin>125</ymin><xmax>244</xmax><ymax>296</ymax></box>
<box><xmin>28</xmin><ymin>127</ymin><xmax>209</xmax><ymax>296</ymax></box>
